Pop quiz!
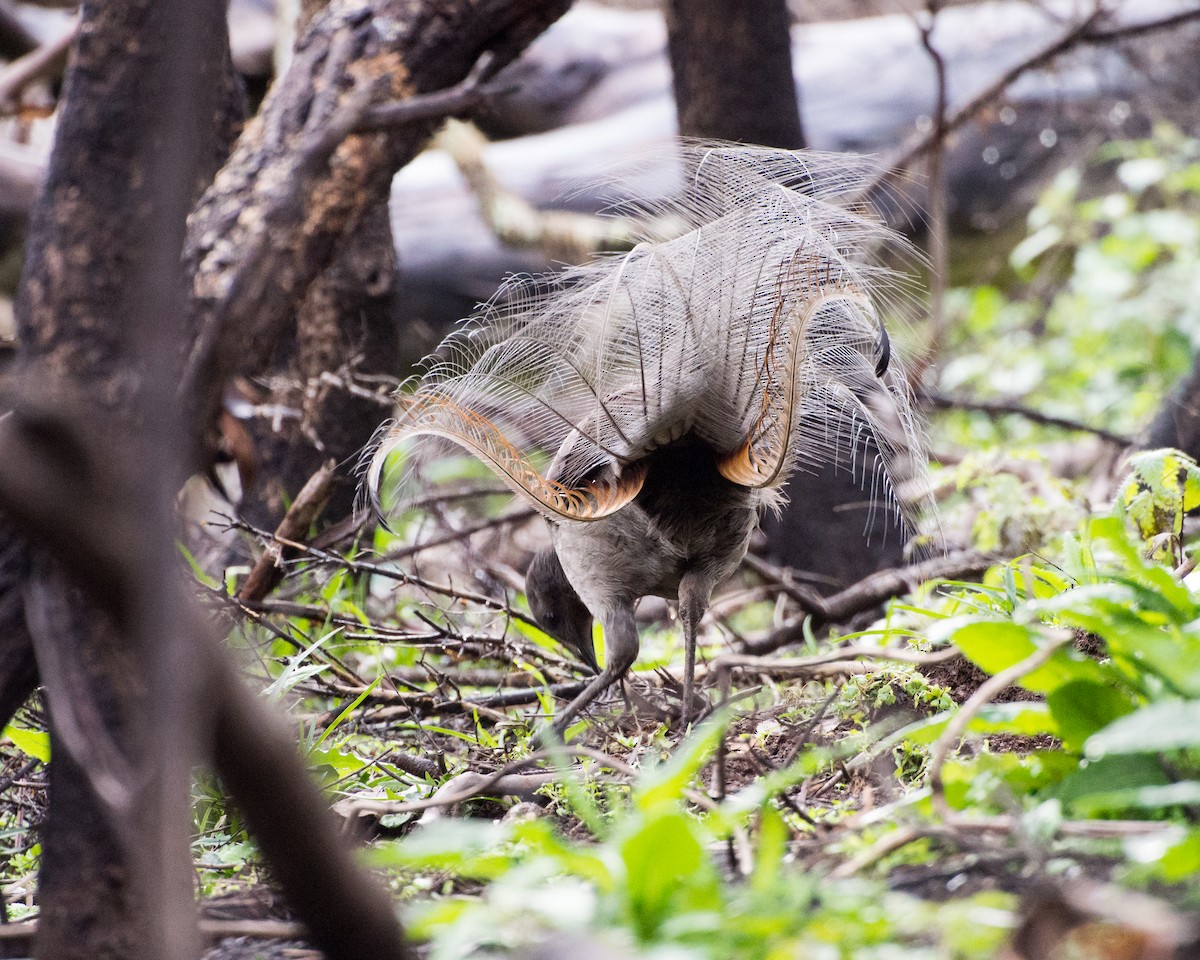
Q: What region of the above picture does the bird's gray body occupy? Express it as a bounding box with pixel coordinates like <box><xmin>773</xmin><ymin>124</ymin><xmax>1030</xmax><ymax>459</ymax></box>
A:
<box><xmin>559</xmin><ymin>444</ymin><xmax>757</xmax><ymax>623</ymax></box>
<box><xmin>372</xmin><ymin>145</ymin><xmax>931</xmax><ymax>740</ymax></box>
<box><xmin>533</xmin><ymin>442</ymin><xmax>760</xmax><ymax>732</ymax></box>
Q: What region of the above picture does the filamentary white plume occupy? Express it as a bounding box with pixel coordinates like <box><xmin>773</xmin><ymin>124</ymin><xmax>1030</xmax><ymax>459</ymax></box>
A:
<box><xmin>370</xmin><ymin>144</ymin><xmax>927</xmax><ymax>528</ymax></box>
<box><xmin>370</xmin><ymin>143</ymin><xmax>933</xmax><ymax>737</ymax></box>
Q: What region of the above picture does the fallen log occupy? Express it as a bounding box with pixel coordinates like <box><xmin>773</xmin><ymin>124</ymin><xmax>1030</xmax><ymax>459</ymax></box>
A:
<box><xmin>389</xmin><ymin>0</ymin><xmax>1200</xmax><ymax>326</ymax></box>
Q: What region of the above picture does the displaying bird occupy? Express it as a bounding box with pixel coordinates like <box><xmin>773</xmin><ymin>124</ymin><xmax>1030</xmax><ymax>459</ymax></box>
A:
<box><xmin>370</xmin><ymin>144</ymin><xmax>929</xmax><ymax>738</ymax></box>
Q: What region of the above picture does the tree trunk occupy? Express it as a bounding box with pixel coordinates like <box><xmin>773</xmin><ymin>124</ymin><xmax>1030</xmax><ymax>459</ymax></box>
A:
<box><xmin>179</xmin><ymin>0</ymin><xmax>574</xmax><ymax>467</ymax></box>
<box><xmin>0</xmin><ymin>517</ymin><xmax>37</xmax><ymax>732</ymax></box>
<box><xmin>237</xmin><ymin>206</ymin><xmax>399</xmax><ymax>527</ymax></box>
<box><xmin>1</xmin><ymin>1</ymin><xmax>577</xmax><ymax>956</ymax></box>
<box><xmin>235</xmin><ymin>0</ymin><xmax>400</xmax><ymax>530</ymax></box>
<box><xmin>9</xmin><ymin>2</ymin><xmax>239</xmax><ymax>955</ymax></box>
<box><xmin>664</xmin><ymin>0</ymin><xmax>803</xmax><ymax>148</ymax></box>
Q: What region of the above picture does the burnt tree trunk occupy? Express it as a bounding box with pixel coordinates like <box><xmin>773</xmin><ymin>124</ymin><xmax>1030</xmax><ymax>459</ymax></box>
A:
<box><xmin>664</xmin><ymin>0</ymin><xmax>803</xmax><ymax>149</ymax></box>
<box><xmin>8</xmin><ymin>2</ymin><xmax>240</xmax><ymax>956</ymax></box>
<box><xmin>179</xmin><ymin>0</ymin><xmax>574</xmax><ymax>470</ymax></box>
<box><xmin>236</xmin><ymin>199</ymin><xmax>399</xmax><ymax>528</ymax></box>
<box><xmin>0</xmin><ymin>516</ymin><xmax>36</xmax><ymax>733</ymax></box>
<box><xmin>0</xmin><ymin>0</ymin><xmax>575</xmax><ymax>956</ymax></box>
<box><xmin>236</xmin><ymin>0</ymin><xmax>400</xmax><ymax>529</ymax></box>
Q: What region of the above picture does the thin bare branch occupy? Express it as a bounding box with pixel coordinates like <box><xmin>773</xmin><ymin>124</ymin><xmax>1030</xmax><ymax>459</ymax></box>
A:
<box><xmin>743</xmin><ymin>550</ymin><xmax>999</xmax><ymax>656</ymax></box>
<box><xmin>920</xmin><ymin>389</ymin><xmax>1133</xmax><ymax>446</ymax></box>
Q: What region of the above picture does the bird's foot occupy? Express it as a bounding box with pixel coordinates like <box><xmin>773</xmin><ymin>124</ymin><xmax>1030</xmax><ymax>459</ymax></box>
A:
<box><xmin>660</xmin><ymin>677</ymin><xmax>712</xmax><ymax>728</ymax></box>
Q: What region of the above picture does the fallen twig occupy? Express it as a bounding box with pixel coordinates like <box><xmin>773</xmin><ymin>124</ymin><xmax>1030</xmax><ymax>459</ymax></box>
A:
<box><xmin>743</xmin><ymin>550</ymin><xmax>998</xmax><ymax>656</ymax></box>
<box><xmin>237</xmin><ymin>459</ymin><xmax>337</xmax><ymax>602</ymax></box>
<box><xmin>0</xmin><ymin>918</ymin><xmax>312</xmax><ymax>947</ymax></box>
<box><xmin>342</xmin><ymin>746</ymin><xmax>638</xmax><ymax>818</ymax></box>
<box><xmin>224</xmin><ymin>514</ymin><xmax>543</xmax><ymax>630</ymax></box>
<box><xmin>342</xmin><ymin>680</ymin><xmax>589</xmax><ymax>721</ymax></box>
<box><xmin>927</xmin><ymin>631</ymin><xmax>1072</xmax><ymax>820</ymax></box>
<box><xmin>381</xmin><ymin>507</ymin><xmax>537</xmax><ymax>563</ymax></box>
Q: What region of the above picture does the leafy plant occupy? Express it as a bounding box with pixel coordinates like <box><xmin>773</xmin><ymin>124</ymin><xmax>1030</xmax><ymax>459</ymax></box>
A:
<box><xmin>368</xmin><ymin>717</ymin><xmax>1014</xmax><ymax>959</ymax></box>
<box><xmin>1116</xmin><ymin>448</ymin><xmax>1200</xmax><ymax>558</ymax></box>
<box><xmin>902</xmin><ymin>509</ymin><xmax>1200</xmax><ymax>887</ymax></box>
<box><xmin>937</xmin><ymin>125</ymin><xmax>1200</xmax><ymax>448</ymax></box>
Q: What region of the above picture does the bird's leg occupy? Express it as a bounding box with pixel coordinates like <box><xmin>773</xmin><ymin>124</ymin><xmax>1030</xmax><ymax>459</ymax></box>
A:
<box><xmin>682</xmin><ymin>618</ymin><xmax>697</xmax><ymax>727</ymax></box>
<box><xmin>677</xmin><ymin>571</ymin><xmax>711</xmax><ymax>728</ymax></box>
<box><xmin>541</xmin><ymin>601</ymin><xmax>639</xmax><ymax>742</ymax></box>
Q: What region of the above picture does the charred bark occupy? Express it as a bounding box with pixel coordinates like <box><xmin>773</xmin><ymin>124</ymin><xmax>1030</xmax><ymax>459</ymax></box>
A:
<box><xmin>234</xmin><ymin>0</ymin><xmax>399</xmax><ymax>529</ymax></box>
<box><xmin>7</xmin><ymin>2</ymin><xmax>238</xmax><ymax>956</ymax></box>
<box><xmin>0</xmin><ymin>517</ymin><xmax>36</xmax><ymax>730</ymax></box>
<box><xmin>180</xmin><ymin>0</ymin><xmax>574</xmax><ymax>467</ymax></box>
<box><xmin>664</xmin><ymin>0</ymin><xmax>803</xmax><ymax>148</ymax></box>
<box><xmin>235</xmin><ymin>170</ymin><xmax>399</xmax><ymax>529</ymax></box>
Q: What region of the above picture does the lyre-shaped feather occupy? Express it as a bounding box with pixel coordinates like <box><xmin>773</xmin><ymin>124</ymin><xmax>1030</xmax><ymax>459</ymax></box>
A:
<box><xmin>371</xmin><ymin>144</ymin><xmax>927</xmax><ymax>526</ymax></box>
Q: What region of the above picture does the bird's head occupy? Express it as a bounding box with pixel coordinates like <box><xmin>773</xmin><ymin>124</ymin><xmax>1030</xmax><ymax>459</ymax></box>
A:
<box><xmin>525</xmin><ymin>548</ymin><xmax>599</xmax><ymax>674</ymax></box>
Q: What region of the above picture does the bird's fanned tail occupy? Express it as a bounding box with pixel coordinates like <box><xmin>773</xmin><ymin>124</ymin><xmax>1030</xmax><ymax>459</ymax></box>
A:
<box><xmin>370</xmin><ymin>144</ymin><xmax>931</xmax><ymax>531</ymax></box>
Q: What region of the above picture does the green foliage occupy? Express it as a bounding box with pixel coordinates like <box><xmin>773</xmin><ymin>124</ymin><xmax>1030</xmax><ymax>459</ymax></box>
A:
<box><xmin>919</xmin><ymin>514</ymin><xmax>1200</xmax><ymax>846</ymax></box>
<box><xmin>371</xmin><ymin>717</ymin><xmax>1014</xmax><ymax>959</ymax></box>
<box><xmin>1</xmin><ymin>723</ymin><xmax>49</xmax><ymax>764</ymax></box>
<box><xmin>836</xmin><ymin>663</ymin><xmax>954</xmax><ymax>726</ymax></box>
<box><xmin>1117</xmin><ymin>448</ymin><xmax>1200</xmax><ymax>554</ymax></box>
<box><xmin>938</xmin><ymin>125</ymin><xmax>1200</xmax><ymax>447</ymax></box>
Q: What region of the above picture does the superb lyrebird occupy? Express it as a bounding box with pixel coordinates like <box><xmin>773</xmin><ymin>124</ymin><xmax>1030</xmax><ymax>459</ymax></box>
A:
<box><xmin>370</xmin><ymin>144</ymin><xmax>929</xmax><ymax>738</ymax></box>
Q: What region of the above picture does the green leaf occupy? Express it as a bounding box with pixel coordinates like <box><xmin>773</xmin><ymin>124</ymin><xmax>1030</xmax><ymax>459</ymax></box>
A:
<box><xmin>633</xmin><ymin>710</ymin><xmax>729</xmax><ymax>813</ymax></box>
<box><xmin>970</xmin><ymin>703</ymin><xmax>1061</xmax><ymax>737</ymax></box>
<box><xmin>368</xmin><ymin>819</ymin><xmax>514</xmax><ymax>879</ymax></box>
<box><xmin>619</xmin><ymin>809</ymin><xmax>718</xmax><ymax>940</ymax></box>
<box><xmin>1071</xmin><ymin>780</ymin><xmax>1200</xmax><ymax>816</ymax></box>
<box><xmin>951</xmin><ymin>621</ymin><xmax>1102</xmax><ymax>692</ymax></box>
<box><xmin>751</xmin><ymin>804</ymin><xmax>788</xmax><ymax>893</ymax></box>
<box><xmin>1010</xmin><ymin>224</ymin><xmax>1063</xmax><ymax>270</ymax></box>
<box><xmin>263</xmin><ymin>630</ymin><xmax>337</xmax><ymax>700</ymax></box>
<box><xmin>511</xmin><ymin>615</ymin><xmax>564</xmax><ymax>655</ymax></box>
<box><xmin>1157</xmin><ymin>830</ymin><xmax>1200</xmax><ymax>882</ymax></box>
<box><xmin>949</xmin><ymin>621</ymin><xmax>1037</xmax><ymax>671</ymax></box>
<box><xmin>1057</xmin><ymin>753</ymin><xmax>1168</xmax><ymax>815</ymax></box>
<box><xmin>312</xmin><ymin>675</ymin><xmax>382</xmax><ymax>751</ymax></box>
<box><xmin>1045</xmin><ymin>679</ymin><xmax>1134</xmax><ymax>751</ymax></box>
<box><xmin>942</xmin><ymin>751</ymin><xmax>1078</xmax><ymax>811</ymax></box>
<box><xmin>306</xmin><ymin>745</ymin><xmax>370</xmax><ymax>783</ymax></box>
<box><xmin>1085</xmin><ymin>701</ymin><xmax>1200</xmax><ymax>757</ymax></box>
<box><xmin>2</xmin><ymin>723</ymin><xmax>49</xmax><ymax>763</ymax></box>
<box><xmin>1041</xmin><ymin>596</ymin><xmax>1200</xmax><ymax>697</ymax></box>
<box><xmin>889</xmin><ymin>703</ymin><xmax>1059</xmax><ymax>748</ymax></box>
<box><xmin>1088</xmin><ymin>514</ymin><xmax>1194</xmax><ymax>607</ymax></box>
<box><xmin>510</xmin><ymin>819</ymin><xmax>615</xmax><ymax>893</ymax></box>
<box><xmin>177</xmin><ymin>541</ymin><xmax>220</xmax><ymax>590</ymax></box>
